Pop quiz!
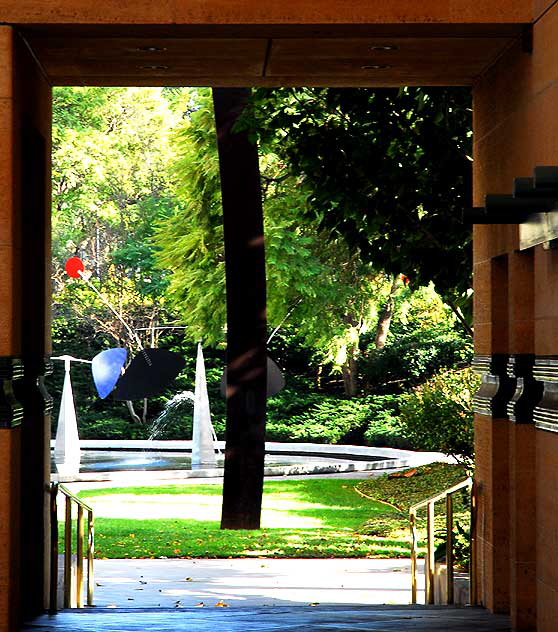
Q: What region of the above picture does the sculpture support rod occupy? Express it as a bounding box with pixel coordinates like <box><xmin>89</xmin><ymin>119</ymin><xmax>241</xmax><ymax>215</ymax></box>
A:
<box><xmin>213</xmin><ymin>87</ymin><xmax>267</xmax><ymax>530</ymax></box>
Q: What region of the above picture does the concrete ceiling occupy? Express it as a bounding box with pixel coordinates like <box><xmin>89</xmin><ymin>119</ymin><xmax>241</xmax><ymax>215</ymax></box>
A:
<box><xmin>20</xmin><ymin>24</ymin><xmax>525</xmax><ymax>87</ymax></box>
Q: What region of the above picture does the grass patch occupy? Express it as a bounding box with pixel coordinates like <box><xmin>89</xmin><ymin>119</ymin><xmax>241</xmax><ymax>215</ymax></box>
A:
<box><xmin>355</xmin><ymin>462</ymin><xmax>469</xmax><ymax>511</ymax></box>
<box><xmin>73</xmin><ymin>468</ymin><xmax>468</xmax><ymax>559</ymax></box>
<box><xmin>356</xmin><ymin>463</ymin><xmax>471</xmax><ymax>563</ymax></box>
<box><xmin>79</xmin><ymin>478</ymin><xmax>408</xmax><ymax>559</ymax></box>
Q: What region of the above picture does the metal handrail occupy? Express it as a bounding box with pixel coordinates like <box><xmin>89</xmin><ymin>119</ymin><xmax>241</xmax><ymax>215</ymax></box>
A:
<box><xmin>409</xmin><ymin>477</ymin><xmax>475</xmax><ymax>605</ymax></box>
<box><xmin>49</xmin><ymin>483</ymin><xmax>95</xmax><ymax>612</ymax></box>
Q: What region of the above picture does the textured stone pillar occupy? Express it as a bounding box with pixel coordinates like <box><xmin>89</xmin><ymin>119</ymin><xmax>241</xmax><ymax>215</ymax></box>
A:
<box><xmin>507</xmin><ymin>251</ymin><xmax>536</xmax><ymax>631</ymax></box>
<box><xmin>0</xmin><ymin>26</ymin><xmax>23</xmax><ymax>632</ymax></box>
<box><xmin>13</xmin><ymin>31</ymin><xmax>53</xmax><ymax>620</ymax></box>
<box><xmin>473</xmin><ymin>248</ymin><xmax>511</xmax><ymax>613</ymax></box>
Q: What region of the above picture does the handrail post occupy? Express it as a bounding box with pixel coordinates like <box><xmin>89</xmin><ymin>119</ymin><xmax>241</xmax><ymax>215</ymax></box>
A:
<box><xmin>426</xmin><ymin>501</ymin><xmax>435</xmax><ymax>604</ymax></box>
<box><xmin>64</xmin><ymin>496</ymin><xmax>72</xmax><ymax>608</ymax></box>
<box><xmin>410</xmin><ymin>510</ymin><xmax>418</xmax><ymax>604</ymax></box>
<box><xmin>76</xmin><ymin>504</ymin><xmax>84</xmax><ymax>608</ymax></box>
<box><xmin>446</xmin><ymin>493</ymin><xmax>454</xmax><ymax>605</ymax></box>
<box><xmin>52</xmin><ymin>485</ymin><xmax>95</xmax><ymax>610</ymax></box>
<box><xmin>49</xmin><ymin>484</ymin><xmax>59</xmax><ymax>614</ymax></box>
<box><xmin>87</xmin><ymin>510</ymin><xmax>94</xmax><ymax>606</ymax></box>
<box><xmin>408</xmin><ymin>477</ymin><xmax>473</xmax><ymax>607</ymax></box>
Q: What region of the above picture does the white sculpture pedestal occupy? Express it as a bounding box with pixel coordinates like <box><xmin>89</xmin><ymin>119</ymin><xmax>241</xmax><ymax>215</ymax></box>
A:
<box><xmin>54</xmin><ymin>355</ymin><xmax>82</xmax><ymax>481</ymax></box>
<box><xmin>192</xmin><ymin>343</ymin><xmax>217</xmax><ymax>468</ymax></box>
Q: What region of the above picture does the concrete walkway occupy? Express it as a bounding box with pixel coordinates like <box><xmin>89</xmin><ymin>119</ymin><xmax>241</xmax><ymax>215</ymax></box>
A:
<box><xmin>92</xmin><ymin>558</ymin><xmax>425</xmax><ymax>609</ymax></box>
<box><xmin>25</xmin><ymin>605</ymin><xmax>511</xmax><ymax>631</ymax></box>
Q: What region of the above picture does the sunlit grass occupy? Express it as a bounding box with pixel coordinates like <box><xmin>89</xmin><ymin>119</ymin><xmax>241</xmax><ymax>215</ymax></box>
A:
<box><xmin>78</xmin><ymin>478</ymin><xmax>411</xmax><ymax>559</ymax></box>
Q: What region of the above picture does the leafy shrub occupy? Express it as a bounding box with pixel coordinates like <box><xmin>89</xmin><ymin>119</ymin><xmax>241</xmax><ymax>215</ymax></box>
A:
<box><xmin>398</xmin><ymin>368</ymin><xmax>480</xmax><ymax>467</ymax></box>
<box><xmin>361</xmin><ymin>327</ymin><xmax>472</xmax><ymax>394</ymax></box>
<box><xmin>267</xmin><ymin>390</ymin><xmax>406</xmax><ymax>447</ymax></box>
<box><xmin>79</xmin><ymin>417</ymin><xmax>150</xmax><ymax>440</ymax></box>
<box><xmin>435</xmin><ymin>519</ymin><xmax>471</xmax><ymax>570</ymax></box>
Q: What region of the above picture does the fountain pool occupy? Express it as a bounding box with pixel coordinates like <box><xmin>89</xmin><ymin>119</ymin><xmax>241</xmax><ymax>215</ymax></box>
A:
<box><xmin>50</xmin><ymin>440</ymin><xmax>444</xmax><ymax>482</ymax></box>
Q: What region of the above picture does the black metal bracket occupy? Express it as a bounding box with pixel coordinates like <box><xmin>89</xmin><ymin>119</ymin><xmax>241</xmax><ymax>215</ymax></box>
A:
<box><xmin>464</xmin><ymin>166</ymin><xmax>558</xmax><ymax>225</ymax></box>
<box><xmin>0</xmin><ymin>357</ymin><xmax>24</xmax><ymax>428</ymax></box>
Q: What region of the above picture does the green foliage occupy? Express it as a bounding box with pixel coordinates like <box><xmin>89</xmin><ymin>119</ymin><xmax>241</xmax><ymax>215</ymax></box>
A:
<box><xmin>362</xmin><ymin>398</ymin><xmax>408</xmax><ymax>448</ymax></box>
<box><xmin>398</xmin><ymin>368</ymin><xmax>480</xmax><ymax>465</ymax></box>
<box><xmin>435</xmin><ymin>519</ymin><xmax>471</xmax><ymax>570</ymax></box>
<box><xmin>265</xmin><ymin>378</ymin><xmax>405</xmax><ymax>447</ymax></box>
<box><xmin>79</xmin><ymin>418</ymin><xmax>150</xmax><ymax>440</ymax></box>
<box><xmin>52</xmin><ymin>86</ymin><xmax>186</xmax><ymax>366</ymax></box>
<box><xmin>155</xmin><ymin>89</ymin><xmax>406</xmax><ymax>379</ymax></box>
<box><xmin>51</xmin><ymin>86</ymin><xmax>474</xmax><ymax>450</ymax></box>
<box><xmin>239</xmin><ymin>87</ymin><xmax>473</xmax><ymax>312</ymax></box>
<box><xmin>362</xmin><ymin>326</ymin><xmax>473</xmax><ymax>393</ymax></box>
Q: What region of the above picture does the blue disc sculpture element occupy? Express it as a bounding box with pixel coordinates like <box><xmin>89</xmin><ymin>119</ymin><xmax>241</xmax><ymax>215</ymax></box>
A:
<box><xmin>91</xmin><ymin>348</ymin><xmax>127</xmax><ymax>399</ymax></box>
<box><xmin>112</xmin><ymin>348</ymin><xmax>186</xmax><ymax>401</ymax></box>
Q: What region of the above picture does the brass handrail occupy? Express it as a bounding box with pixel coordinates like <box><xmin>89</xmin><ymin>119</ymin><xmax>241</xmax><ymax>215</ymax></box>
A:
<box><xmin>409</xmin><ymin>477</ymin><xmax>474</xmax><ymax>605</ymax></box>
<box><xmin>49</xmin><ymin>483</ymin><xmax>94</xmax><ymax>612</ymax></box>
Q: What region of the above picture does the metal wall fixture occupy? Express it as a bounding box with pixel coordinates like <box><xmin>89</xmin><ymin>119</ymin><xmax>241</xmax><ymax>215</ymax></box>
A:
<box><xmin>139</xmin><ymin>64</ymin><xmax>169</xmax><ymax>70</ymax></box>
<box><xmin>136</xmin><ymin>46</ymin><xmax>167</xmax><ymax>52</ymax></box>
<box><xmin>368</xmin><ymin>44</ymin><xmax>399</xmax><ymax>51</ymax></box>
<box><xmin>464</xmin><ymin>166</ymin><xmax>558</xmax><ymax>250</ymax></box>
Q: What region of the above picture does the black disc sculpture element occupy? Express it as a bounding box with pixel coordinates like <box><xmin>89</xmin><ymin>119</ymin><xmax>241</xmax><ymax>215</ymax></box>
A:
<box><xmin>220</xmin><ymin>356</ymin><xmax>285</xmax><ymax>399</ymax></box>
<box><xmin>112</xmin><ymin>348</ymin><xmax>186</xmax><ymax>401</ymax></box>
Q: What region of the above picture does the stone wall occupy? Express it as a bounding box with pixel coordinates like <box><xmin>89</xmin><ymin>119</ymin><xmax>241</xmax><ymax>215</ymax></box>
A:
<box><xmin>473</xmin><ymin>2</ymin><xmax>558</xmax><ymax>629</ymax></box>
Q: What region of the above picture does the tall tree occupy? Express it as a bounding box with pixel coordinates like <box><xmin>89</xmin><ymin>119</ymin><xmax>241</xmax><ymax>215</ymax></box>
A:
<box><xmin>52</xmin><ymin>87</ymin><xmax>187</xmax><ymax>422</ymax></box>
<box><xmin>155</xmin><ymin>89</ymin><xmax>399</xmax><ymax>396</ymax></box>
<box><xmin>237</xmin><ymin>87</ymin><xmax>473</xmax><ymax>323</ymax></box>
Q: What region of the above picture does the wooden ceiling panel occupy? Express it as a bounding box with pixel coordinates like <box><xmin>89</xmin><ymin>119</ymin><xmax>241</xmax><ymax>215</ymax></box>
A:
<box><xmin>30</xmin><ymin>38</ymin><xmax>268</xmax><ymax>81</ymax></box>
<box><xmin>23</xmin><ymin>29</ymin><xmax>519</xmax><ymax>86</ymax></box>
<box><xmin>266</xmin><ymin>37</ymin><xmax>514</xmax><ymax>82</ymax></box>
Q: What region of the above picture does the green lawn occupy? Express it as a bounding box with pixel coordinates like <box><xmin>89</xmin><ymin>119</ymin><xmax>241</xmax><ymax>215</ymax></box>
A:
<box><xmin>78</xmin><ymin>478</ymin><xmax>410</xmax><ymax>559</ymax></box>
<box><xmin>73</xmin><ymin>466</ymin><xmax>466</xmax><ymax>559</ymax></box>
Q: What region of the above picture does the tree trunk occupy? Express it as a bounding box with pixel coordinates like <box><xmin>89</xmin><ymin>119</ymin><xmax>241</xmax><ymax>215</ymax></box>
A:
<box><xmin>213</xmin><ymin>87</ymin><xmax>267</xmax><ymax>531</ymax></box>
<box><xmin>342</xmin><ymin>353</ymin><xmax>358</xmax><ymax>398</ymax></box>
<box><xmin>374</xmin><ymin>276</ymin><xmax>400</xmax><ymax>350</ymax></box>
<box><xmin>125</xmin><ymin>400</ymin><xmax>142</xmax><ymax>424</ymax></box>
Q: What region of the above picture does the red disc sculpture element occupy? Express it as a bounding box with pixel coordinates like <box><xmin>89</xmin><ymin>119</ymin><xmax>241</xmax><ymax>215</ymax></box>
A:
<box><xmin>65</xmin><ymin>256</ymin><xmax>85</xmax><ymax>279</ymax></box>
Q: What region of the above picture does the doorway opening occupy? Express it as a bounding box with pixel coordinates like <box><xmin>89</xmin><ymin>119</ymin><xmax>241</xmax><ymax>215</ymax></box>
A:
<box><xmin>48</xmin><ymin>82</ymin><xmax>474</xmax><ymax>612</ymax></box>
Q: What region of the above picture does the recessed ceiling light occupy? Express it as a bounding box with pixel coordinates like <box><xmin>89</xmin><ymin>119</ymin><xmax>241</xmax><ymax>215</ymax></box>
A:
<box><xmin>361</xmin><ymin>65</ymin><xmax>392</xmax><ymax>70</ymax></box>
<box><xmin>137</xmin><ymin>46</ymin><xmax>167</xmax><ymax>52</ymax></box>
<box><xmin>139</xmin><ymin>65</ymin><xmax>169</xmax><ymax>70</ymax></box>
<box><xmin>369</xmin><ymin>45</ymin><xmax>399</xmax><ymax>51</ymax></box>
